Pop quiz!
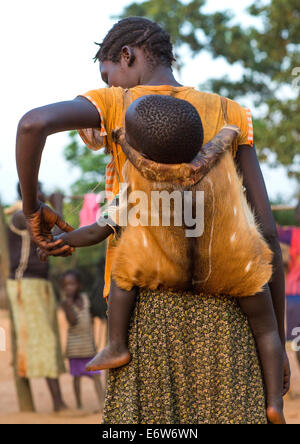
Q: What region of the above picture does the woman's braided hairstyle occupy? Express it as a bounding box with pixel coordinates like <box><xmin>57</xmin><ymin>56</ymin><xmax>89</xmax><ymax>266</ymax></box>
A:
<box><xmin>94</xmin><ymin>17</ymin><xmax>175</xmax><ymax>67</ymax></box>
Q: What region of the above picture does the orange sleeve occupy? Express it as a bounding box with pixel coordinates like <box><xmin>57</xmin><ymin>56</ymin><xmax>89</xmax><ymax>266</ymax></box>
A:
<box><xmin>77</xmin><ymin>89</ymin><xmax>108</xmax><ymax>151</ymax></box>
<box><xmin>226</xmin><ymin>98</ymin><xmax>254</xmax><ymax>148</ymax></box>
<box><xmin>77</xmin><ymin>87</ymin><xmax>123</xmax><ymax>152</ymax></box>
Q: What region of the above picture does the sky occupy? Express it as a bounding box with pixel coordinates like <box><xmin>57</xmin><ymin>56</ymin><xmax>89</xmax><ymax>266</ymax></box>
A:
<box><xmin>0</xmin><ymin>0</ymin><xmax>297</xmax><ymax>204</ymax></box>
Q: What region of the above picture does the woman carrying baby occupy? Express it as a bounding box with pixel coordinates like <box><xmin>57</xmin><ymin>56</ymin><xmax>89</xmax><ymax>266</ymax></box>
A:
<box><xmin>16</xmin><ymin>17</ymin><xmax>289</xmax><ymax>424</ymax></box>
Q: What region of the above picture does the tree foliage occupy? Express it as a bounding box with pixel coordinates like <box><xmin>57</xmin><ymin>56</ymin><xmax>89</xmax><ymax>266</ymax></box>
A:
<box><xmin>64</xmin><ymin>130</ymin><xmax>109</xmax><ymax>195</ymax></box>
<box><xmin>60</xmin><ymin>131</ymin><xmax>108</xmax><ymax>282</ymax></box>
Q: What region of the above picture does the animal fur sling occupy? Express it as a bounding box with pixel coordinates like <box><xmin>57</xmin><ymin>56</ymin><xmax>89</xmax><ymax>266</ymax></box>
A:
<box><xmin>111</xmin><ymin>126</ymin><xmax>273</xmax><ymax>298</ymax></box>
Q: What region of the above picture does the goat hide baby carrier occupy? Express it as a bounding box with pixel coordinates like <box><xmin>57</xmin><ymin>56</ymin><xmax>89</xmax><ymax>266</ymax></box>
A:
<box><xmin>111</xmin><ymin>125</ymin><xmax>273</xmax><ymax>298</ymax></box>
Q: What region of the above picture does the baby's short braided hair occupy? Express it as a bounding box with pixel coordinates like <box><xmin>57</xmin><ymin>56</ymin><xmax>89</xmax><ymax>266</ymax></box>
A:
<box><xmin>126</xmin><ymin>95</ymin><xmax>204</xmax><ymax>164</ymax></box>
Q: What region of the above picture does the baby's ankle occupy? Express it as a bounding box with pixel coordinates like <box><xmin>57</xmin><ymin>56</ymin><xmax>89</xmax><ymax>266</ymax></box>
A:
<box><xmin>107</xmin><ymin>341</ymin><xmax>129</xmax><ymax>354</ymax></box>
<box><xmin>267</xmin><ymin>396</ymin><xmax>283</xmax><ymax>412</ymax></box>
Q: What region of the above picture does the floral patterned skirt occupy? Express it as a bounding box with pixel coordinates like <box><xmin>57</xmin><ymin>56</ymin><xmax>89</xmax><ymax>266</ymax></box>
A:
<box><xmin>103</xmin><ymin>289</ymin><xmax>267</xmax><ymax>424</ymax></box>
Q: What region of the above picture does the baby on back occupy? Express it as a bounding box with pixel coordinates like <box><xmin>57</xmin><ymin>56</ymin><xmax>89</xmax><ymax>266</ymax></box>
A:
<box><xmin>51</xmin><ymin>94</ymin><xmax>284</xmax><ymax>424</ymax></box>
<box><xmin>113</xmin><ymin>94</ymin><xmax>272</xmax><ymax>297</ymax></box>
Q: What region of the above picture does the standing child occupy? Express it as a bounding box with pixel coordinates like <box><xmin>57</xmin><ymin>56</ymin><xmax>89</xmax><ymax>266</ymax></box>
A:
<box><xmin>61</xmin><ymin>270</ymin><xmax>104</xmax><ymax>411</ymax></box>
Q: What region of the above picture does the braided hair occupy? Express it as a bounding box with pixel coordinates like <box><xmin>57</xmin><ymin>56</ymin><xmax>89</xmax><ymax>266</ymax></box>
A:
<box><xmin>94</xmin><ymin>17</ymin><xmax>175</xmax><ymax>68</ymax></box>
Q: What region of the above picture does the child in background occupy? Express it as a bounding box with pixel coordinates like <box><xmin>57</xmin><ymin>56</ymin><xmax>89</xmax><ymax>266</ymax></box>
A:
<box><xmin>61</xmin><ymin>270</ymin><xmax>104</xmax><ymax>411</ymax></box>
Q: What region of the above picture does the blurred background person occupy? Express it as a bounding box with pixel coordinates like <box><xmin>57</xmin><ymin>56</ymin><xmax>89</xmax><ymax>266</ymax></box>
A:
<box><xmin>278</xmin><ymin>200</ymin><xmax>300</xmax><ymax>398</ymax></box>
<box><xmin>6</xmin><ymin>183</ymin><xmax>67</xmax><ymax>413</ymax></box>
<box><xmin>278</xmin><ymin>201</ymin><xmax>300</xmax><ymax>343</ymax></box>
<box><xmin>61</xmin><ymin>269</ymin><xmax>104</xmax><ymax>412</ymax></box>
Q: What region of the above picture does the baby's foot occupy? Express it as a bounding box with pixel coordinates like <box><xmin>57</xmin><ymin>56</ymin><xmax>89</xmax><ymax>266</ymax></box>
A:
<box><xmin>267</xmin><ymin>405</ymin><xmax>286</xmax><ymax>424</ymax></box>
<box><xmin>85</xmin><ymin>344</ymin><xmax>131</xmax><ymax>371</ymax></box>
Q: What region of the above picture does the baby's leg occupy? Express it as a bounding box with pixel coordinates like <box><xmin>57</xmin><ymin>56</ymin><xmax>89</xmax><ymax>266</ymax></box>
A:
<box><xmin>239</xmin><ymin>285</ymin><xmax>286</xmax><ymax>424</ymax></box>
<box><xmin>86</xmin><ymin>279</ymin><xmax>136</xmax><ymax>371</ymax></box>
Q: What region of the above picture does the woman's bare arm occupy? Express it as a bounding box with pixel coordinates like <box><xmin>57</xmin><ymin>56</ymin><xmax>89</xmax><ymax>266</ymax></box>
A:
<box><xmin>235</xmin><ymin>144</ymin><xmax>285</xmax><ymax>344</ymax></box>
<box><xmin>235</xmin><ymin>144</ymin><xmax>290</xmax><ymax>395</ymax></box>
<box><xmin>16</xmin><ymin>96</ymin><xmax>101</xmax><ymax>252</ymax></box>
<box><xmin>16</xmin><ymin>96</ymin><xmax>100</xmax><ymax>216</ymax></box>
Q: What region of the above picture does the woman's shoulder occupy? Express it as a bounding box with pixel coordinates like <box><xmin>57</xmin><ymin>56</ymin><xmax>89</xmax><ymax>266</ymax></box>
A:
<box><xmin>78</xmin><ymin>86</ymin><xmax>125</xmax><ymax>110</ymax></box>
<box><xmin>188</xmin><ymin>89</ymin><xmax>220</xmax><ymax>99</ymax></box>
<box><xmin>188</xmin><ymin>89</ymin><xmax>245</xmax><ymax>111</ymax></box>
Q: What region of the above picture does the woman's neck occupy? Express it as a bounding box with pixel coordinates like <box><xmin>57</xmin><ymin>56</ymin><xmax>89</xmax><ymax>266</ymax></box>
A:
<box><xmin>140</xmin><ymin>66</ymin><xmax>182</xmax><ymax>87</ymax></box>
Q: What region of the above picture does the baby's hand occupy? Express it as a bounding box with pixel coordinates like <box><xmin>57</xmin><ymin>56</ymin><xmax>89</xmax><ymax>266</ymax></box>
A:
<box><xmin>52</xmin><ymin>233</ymin><xmax>67</xmax><ymax>246</ymax></box>
<box><xmin>37</xmin><ymin>234</ymin><xmax>75</xmax><ymax>260</ymax></box>
<box><xmin>50</xmin><ymin>234</ymin><xmax>75</xmax><ymax>257</ymax></box>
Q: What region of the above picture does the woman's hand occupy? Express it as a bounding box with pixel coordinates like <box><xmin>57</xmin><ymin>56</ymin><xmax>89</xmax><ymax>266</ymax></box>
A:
<box><xmin>26</xmin><ymin>201</ymin><xmax>75</xmax><ymax>256</ymax></box>
<box><xmin>36</xmin><ymin>234</ymin><xmax>75</xmax><ymax>261</ymax></box>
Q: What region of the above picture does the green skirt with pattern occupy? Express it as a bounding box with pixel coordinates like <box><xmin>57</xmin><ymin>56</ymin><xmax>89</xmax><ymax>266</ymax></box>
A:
<box><xmin>103</xmin><ymin>289</ymin><xmax>267</xmax><ymax>424</ymax></box>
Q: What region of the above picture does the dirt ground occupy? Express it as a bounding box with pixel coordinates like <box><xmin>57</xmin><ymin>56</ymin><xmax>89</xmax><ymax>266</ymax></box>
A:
<box><xmin>1</xmin><ymin>309</ymin><xmax>300</xmax><ymax>425</ymax></box>
<box><xmin>0</xmin><ymin>309</ymin><xmax>105</xmax><ymax>424</ymax></box>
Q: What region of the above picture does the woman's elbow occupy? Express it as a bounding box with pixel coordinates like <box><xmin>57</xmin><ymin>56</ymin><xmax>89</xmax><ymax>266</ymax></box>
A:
<box><xmin>17</xmin><ymin>109</ymin><xmax>47</xmax><ymax>136</ymax></box>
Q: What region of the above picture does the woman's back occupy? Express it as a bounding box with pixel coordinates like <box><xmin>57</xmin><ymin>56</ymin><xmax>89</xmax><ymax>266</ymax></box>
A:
<box><xmin>79</xmin><ymin>85</ymin><xmax>254</xmax><ymax>297</ymax></box>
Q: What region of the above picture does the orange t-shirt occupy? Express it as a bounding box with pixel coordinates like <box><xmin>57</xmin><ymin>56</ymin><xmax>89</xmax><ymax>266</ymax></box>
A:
<box><xmin>78</xmin><ymin>85</ymin><xmax>254</xmax><ymax>297</ymax></box>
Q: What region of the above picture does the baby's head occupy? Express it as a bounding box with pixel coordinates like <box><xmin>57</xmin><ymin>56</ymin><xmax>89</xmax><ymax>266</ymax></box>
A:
<box><xmin>125</xmin><ymin>95</ymin><xmax>204</xmax><ymax>164</ymax></box>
